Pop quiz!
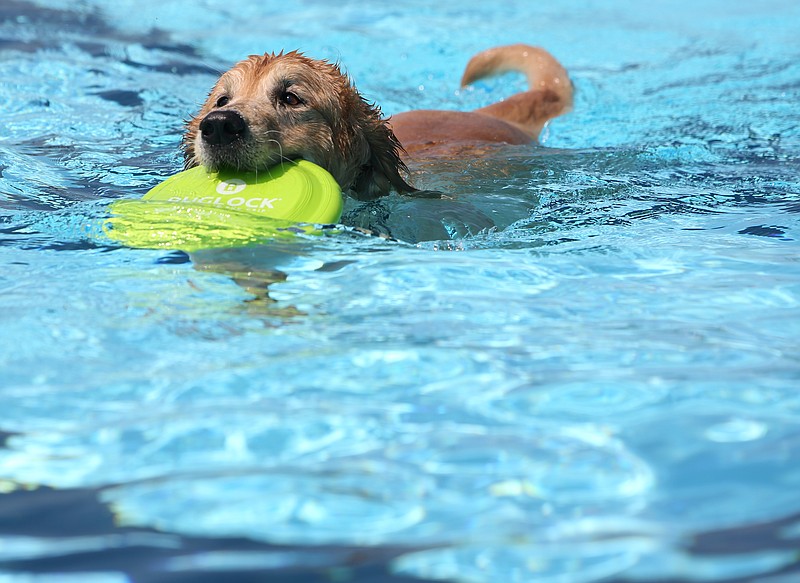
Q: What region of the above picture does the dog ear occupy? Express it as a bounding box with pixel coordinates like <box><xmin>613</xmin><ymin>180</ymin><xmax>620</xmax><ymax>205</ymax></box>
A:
<box><xmin>349</xmin><ymin>108</ymin><xmax>415</xmax><ymax>200</ymax></box>
<box><xmin>335</xmin><ymin>92</ymin><xmax>415</xmax><ymax>201</ymax></box>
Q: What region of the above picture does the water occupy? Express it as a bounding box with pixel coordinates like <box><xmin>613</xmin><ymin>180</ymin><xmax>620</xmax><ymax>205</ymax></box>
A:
<box><xmin>1</xmin><ymin>0</ymin><xmax>800</xmax><ymax>582</ymax></box>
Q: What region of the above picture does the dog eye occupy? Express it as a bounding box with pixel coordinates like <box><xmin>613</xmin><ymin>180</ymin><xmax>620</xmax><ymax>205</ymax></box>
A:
<box><xmin>215</xmin><ymin>95</ymin><xmax>230</xmax><ymax>108</ymax></box>
<box><xmin>280</xmin><ymin>91</ymin><xmax>303</xmax><ymax>107</ymax></box>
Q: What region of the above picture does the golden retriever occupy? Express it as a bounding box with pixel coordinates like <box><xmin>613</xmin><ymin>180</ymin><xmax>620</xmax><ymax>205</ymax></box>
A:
<box><xmin>182</xmin><ymin>44</ymin><xmax>572</xmax><ymax>201</ymax></box>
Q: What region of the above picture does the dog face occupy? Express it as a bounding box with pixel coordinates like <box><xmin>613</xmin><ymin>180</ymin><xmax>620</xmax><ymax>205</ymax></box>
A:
<box><xmin>183</xmin><ymin>51</ymin><xmax>412</xmax><ymax>200</ymax></box>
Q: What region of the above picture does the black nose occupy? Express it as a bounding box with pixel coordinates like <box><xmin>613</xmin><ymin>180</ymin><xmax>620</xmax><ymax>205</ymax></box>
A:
<box><xmin>199</xmin><ymin>110</ymin><xmax>247</xmax><ymax>146</ymax></box>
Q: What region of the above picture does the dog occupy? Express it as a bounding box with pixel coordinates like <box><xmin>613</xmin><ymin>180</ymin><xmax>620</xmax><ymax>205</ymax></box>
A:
<box><xmin>183</xmin><ymin>44</ymin><xmax>572</xmax><ymax>201</ymax></box>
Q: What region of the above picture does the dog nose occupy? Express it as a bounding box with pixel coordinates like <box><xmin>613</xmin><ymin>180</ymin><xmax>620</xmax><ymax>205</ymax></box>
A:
<box><xmin>199</xmin><ymin>110</ymin><xmax>247</xmax><ymax>146</ymax></box>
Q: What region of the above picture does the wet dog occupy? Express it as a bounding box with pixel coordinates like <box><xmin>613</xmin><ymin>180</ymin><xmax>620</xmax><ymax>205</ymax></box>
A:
<box><xmin>183</xmin><ymin>44</ymin><xmax>572</xmax><ymax>201</ymax></box>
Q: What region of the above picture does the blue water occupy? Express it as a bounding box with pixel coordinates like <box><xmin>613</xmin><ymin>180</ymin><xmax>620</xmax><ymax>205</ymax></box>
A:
<box><xmin>2</xmin><ymin>1</ymin><xmax>800</xmax><ymax>582</ymax></box>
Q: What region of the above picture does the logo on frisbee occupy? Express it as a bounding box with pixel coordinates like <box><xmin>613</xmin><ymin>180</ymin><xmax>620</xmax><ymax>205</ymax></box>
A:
<box><xmin>216</xmin><ymin>178</ymin><xmax>247</xmax><ymax>195</ymax></box>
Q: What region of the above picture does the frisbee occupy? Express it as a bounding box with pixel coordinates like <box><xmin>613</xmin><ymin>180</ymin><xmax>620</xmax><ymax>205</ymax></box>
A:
<box><xmin>104</xmin><ymin>160</ymin><xmax>342</xmax><ymax>251</ymax></box>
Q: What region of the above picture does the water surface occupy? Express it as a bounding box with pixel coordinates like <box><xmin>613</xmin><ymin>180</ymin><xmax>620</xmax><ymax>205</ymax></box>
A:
<box><xmin>1</xmin><ymin>1</ymin><xmax>799</xmax><ymax>582</ymax></box>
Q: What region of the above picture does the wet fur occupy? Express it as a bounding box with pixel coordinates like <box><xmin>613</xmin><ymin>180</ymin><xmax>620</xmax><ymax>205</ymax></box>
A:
<box><xmin>183</xmin><ymin>45</ymin><xmax>572</xmax><ymax>201</ymax></box>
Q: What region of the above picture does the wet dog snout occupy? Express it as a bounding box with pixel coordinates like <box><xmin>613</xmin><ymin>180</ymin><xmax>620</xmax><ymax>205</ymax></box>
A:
<box><xmin>199</xmin><ymin>110</ymin><xmax>247</xmax><ymax>146</ymax></box>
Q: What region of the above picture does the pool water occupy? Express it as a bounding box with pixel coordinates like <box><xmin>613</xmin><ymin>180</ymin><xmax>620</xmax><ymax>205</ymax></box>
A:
<box><xmin>2</xmin><ymin>1</ymin><xmax>800</xmax><ymax>582</ymax></box>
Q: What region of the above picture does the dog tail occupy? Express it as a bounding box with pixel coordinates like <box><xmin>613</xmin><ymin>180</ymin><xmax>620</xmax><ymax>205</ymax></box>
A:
<box><xmin>460</xmin><ymin>44</ymin><xmax>573</xmax><ymax>139</ymax></box>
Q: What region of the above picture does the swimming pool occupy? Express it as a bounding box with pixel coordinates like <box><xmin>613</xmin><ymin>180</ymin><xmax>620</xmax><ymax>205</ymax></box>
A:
<box><xmin>1</xmin><ymin>0</ymin><xmax>800</xmax><ymax>581</ymax></box>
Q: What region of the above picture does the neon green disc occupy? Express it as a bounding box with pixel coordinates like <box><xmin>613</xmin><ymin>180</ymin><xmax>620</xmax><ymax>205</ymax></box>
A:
<box><xmin>104</xmin><ymin>160</ymin><xmax>342</xmax><ymax>251</ymax></box>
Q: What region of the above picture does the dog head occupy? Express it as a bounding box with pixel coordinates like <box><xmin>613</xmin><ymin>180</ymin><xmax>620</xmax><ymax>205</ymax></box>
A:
<box><xmin>183</xmin><ymin>51</ymin><xmax>413</xmax><ymax>200</ymax></box>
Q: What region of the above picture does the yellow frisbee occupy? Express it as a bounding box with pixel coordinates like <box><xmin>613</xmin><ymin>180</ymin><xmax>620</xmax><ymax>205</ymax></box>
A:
<box><xmin>104</xmin><ymin>160</ymin><xmax>342</xmax><ymax>251</ymax></box>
